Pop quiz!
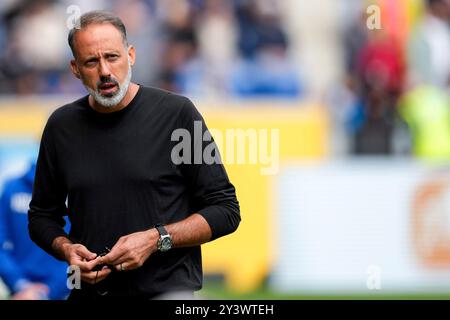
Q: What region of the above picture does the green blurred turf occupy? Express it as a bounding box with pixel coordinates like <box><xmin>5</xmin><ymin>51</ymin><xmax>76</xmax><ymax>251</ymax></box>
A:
<box><xmin>198</xmin><ymin>283</ymin><xmax>450</xmax><ymax>300</ymax></box>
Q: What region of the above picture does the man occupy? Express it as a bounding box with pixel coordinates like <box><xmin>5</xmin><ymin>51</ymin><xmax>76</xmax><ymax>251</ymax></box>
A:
<box><xmin>28</xmin><ymin>11</ymin><xmax>240</xmax><ymax>299</ymax></box>
<box><xmin>0</xmin><ymin>161</ymin><xmax>69</xmax><ymax>299</ymax></box>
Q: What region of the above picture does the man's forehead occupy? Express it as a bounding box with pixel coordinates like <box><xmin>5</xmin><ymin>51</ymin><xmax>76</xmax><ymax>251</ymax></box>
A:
<box><xmin>73</xmin><ymin>24</ymin><xmax>125</xmax><ymax>56</ymax></box>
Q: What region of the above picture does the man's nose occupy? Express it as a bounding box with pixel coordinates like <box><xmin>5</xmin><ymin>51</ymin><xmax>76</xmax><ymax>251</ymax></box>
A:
<box><xmin>98</xmin><ymin>59</ymin><xmax>111</xmax><ymax>78</ymax></box>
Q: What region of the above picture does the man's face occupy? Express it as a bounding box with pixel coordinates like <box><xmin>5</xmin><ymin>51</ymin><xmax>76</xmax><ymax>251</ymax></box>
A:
<box><xmin>70</xmin><ymin>23</ymin><xmax>135</xmax><ymax>107</ymax></box>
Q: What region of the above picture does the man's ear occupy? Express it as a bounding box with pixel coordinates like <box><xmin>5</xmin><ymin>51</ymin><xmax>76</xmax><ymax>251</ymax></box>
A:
<box><xmin>70</xmin><ymin>59</ymin><xmax>81</xmax><ymax>79</ymax></box>
<box><xmin>127</xmin><ymin>45</ymin><xmax>136</xmax><ymax>66</ymax></box>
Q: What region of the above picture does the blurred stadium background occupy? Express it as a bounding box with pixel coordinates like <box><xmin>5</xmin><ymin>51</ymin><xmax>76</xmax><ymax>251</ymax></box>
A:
<box><xmin>1</xmin><ymin>0</ymin><xmax>450</xmax><ymax>299</ymax></box>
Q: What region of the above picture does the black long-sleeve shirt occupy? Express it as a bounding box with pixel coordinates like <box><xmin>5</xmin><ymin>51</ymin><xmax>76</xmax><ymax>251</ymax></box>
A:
<box><xmin>28</xmin><ymin>86</ymin><xmax>240</xmax><ymax>297</ymax></box>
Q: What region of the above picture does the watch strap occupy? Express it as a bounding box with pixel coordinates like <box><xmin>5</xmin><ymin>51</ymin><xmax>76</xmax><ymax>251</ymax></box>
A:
<box><xmin>155</xmin><ymin>224</ymin><xmax>168</xmax><ymax>236</ymax></box>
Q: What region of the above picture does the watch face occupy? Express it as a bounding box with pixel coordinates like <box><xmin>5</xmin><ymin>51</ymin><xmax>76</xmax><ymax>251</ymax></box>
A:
<box><xmin>159</xmin><ymin>236</ymin><xmax>173</xmax><ymax>252</ymax></box>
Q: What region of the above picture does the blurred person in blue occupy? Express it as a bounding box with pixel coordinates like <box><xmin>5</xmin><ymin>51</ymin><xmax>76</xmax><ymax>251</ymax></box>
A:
<box><xmin>229</xmin><ymin>0</ymin><xmax>302</xmax><ymax>98</ymax></box>
<box><xmin>229</xmin><ymin>40</ymin><xmax>302</xmax><ymax>98</ymax></box>
<box><xmin>0</xmin><ymin>161</ymin><xmax>69</xmax><ymax>299</ymax></box>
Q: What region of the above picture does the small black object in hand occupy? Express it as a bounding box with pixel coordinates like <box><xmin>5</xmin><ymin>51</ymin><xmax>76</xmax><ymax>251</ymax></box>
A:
<box><xmin>92</xmin><ymin>247</ymin><xmax>113</xmax><ymax>271</ymax></box>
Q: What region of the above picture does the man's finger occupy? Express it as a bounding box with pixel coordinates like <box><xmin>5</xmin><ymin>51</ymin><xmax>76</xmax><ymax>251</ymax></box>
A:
<box><xmin>81</xmin><ymin>271</ymin><xmax>98</xmax><ymax>284</ymax></box>
<box><xmin>76</xmin><ymin>245</ymin><xmax>97</xmax><ymax>261</ymax></box>
<box><xmin>102</xmin><ymin>247</ymin><xmax>126</xmax><ymax>265</ymax></box>
<box><xmin>81</xmin><ymin>267</ymin><xmax>111</xmax><ymax>284</ymax></box>
<box><xmin>94</xmin><ymin>267</ymin><xmax>112</xmax><ymax>283</ymax></box>
<box><xmin>115</xmin><ymin>262</ymin><xmax>128</xmax><ymax>272</ymax></box>
<box><xmin>77</xmin><ymin>256</ymin><xmax>102</xmax><ymax>272</ymax></box>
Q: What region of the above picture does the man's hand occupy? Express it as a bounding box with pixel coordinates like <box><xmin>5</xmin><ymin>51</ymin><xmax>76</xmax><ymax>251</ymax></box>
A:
<box><xmin>11</xmin><ymin>283</ymin><xmax>49</xmax><ymax>300</ymax></box>
<box><xmin>52</xmin><ymin>236</ymin><xmax>111</xmax><ymax>284</ymax></box>
<box><xmin>102</xmin><ymin>214</ymin><xmax>212</xmax><ymax>272</ymax></box>
<box><xmin>102</xmin><ymin>229</ymin><xmax>158</xmax><ymax>272</ymax></box>
<box><xmin>66</xmin><ymin>243</ymin><xmax>112</xmax><ymax>284</ymax></box>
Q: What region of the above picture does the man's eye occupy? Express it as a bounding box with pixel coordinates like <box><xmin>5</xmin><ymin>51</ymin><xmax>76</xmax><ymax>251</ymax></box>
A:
<box><xmin>85</xmin><ymin>61</ymin><xmax>97</xmax><ymax>67</ymax></box>
<box><xmin>108</xmin><ymin>55</ymin><xmax>119</xmax><ymax>61</ymax></box>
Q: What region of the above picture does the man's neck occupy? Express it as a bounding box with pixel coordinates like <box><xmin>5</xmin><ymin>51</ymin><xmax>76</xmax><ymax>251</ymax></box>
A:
<box><xmin>89</xmin><ymin>82</ymin><xmax>139</xmax><ymax>114</ymax></box>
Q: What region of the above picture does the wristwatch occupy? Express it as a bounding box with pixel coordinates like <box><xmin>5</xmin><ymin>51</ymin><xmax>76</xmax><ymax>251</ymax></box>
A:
<box><xmin>155</xmin><ymin>224</ymin><xmax>173</xmax><ymax>252</ymax></box>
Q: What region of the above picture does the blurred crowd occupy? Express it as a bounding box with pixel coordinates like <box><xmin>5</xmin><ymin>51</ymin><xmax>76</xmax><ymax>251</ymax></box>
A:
<box><xmin>0</xmin><ymin>0</ymin><xmax>449</xmax><ymax>159</ymax></box>
<box><xmin>0</xmin><ymin>0</ymin><xmax>302</xmax><ymax>99</ymax></box>
<box><xmin>338</xmin><ymin>0</ymin><xmax>450</xmax><ymax>158</ymax></box>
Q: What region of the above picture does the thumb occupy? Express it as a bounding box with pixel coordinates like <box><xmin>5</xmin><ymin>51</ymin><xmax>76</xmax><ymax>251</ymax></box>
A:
<box><xmin>76</xmin><ymin>245</ymin><xmax>97</xmax><ymax>261</ymax></box>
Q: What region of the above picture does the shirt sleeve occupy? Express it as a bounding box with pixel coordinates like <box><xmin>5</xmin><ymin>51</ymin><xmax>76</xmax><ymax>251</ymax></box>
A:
<box><xmin>0</xmin><ymin>186</ymin><xmax>28</xmax><ymax>292</ymax></box>
<box><xmin>28</xmin><ymin>122</ymin><xmax>69</xmax><ymax>260</ymax></box>
<box><xmin>176</xmin><ymin>97</ymin><xmax>241</xmax><ymax>240</ymax></box>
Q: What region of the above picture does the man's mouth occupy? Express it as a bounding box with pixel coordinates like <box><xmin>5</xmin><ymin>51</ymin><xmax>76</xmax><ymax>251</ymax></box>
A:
<box><xmin>98</xmin><ymin>82</ymin><xmax>118</xmax><ymax>96</ymax></box>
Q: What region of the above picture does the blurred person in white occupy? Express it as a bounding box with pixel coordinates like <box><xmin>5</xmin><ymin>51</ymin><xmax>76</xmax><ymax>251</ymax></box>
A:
<box><xmin>13</xmin><ymin>1</ymin><xmax>66</xmax><ymax>70</ymax></box>
<box><xmin>10</xmin><ymin>0</ymin><xmax>67</xmax><ymax>94</ymax></box>
<box><xmin>1</xmin><ymin>0</ymin><xmax>81</xmax><ymax>95</ymax></box>
<box><xmin>1</xmin><ymin>0</ymin><xmax>113</xmax><ymax>95</ymax></box>
<box><xmin>408</xmin><ymin>0</ymin><xmax>450</xmax><ymax>91</ymax></box>
<box><xmin>189</xmin><ymin>0</ymin><xmax>237</xmax><ymax>98</ymax></box>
